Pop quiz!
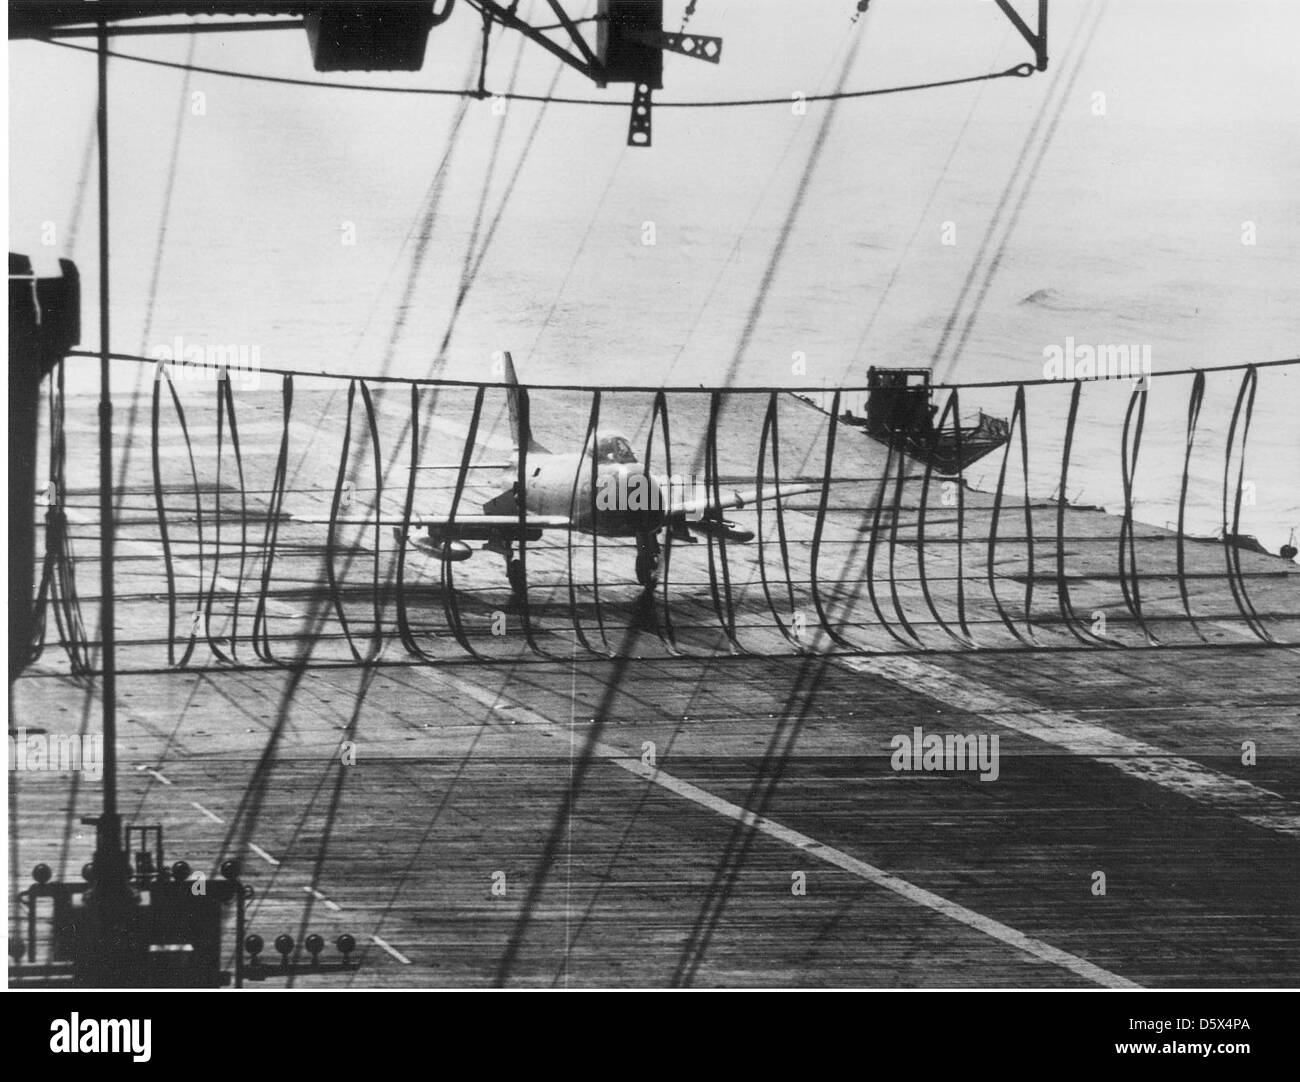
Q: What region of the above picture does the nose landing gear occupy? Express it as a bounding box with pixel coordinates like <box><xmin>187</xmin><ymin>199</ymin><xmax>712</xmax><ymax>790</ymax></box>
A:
<box><xmin>486</xmin><ymin>532</ymin><xmax>528</xmax><ymax>598</ymax></box>
<box><xmin>635</xmin><ymin>532</ymin><xmax>661</xmax><ymax>588</ymax></box>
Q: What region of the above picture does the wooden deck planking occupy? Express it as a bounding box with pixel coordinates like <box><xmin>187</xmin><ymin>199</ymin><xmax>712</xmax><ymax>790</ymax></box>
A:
<box><xmin>11</xmin><ymin>379</ymin><xmax>1298</xmax><ymax>987</ymax></box>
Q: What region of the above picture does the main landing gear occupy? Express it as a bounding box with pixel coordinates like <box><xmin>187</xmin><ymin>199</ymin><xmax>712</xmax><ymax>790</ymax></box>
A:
<box><xmin>494</xmin><ymin>532</ymin><xmax>661</xmax><ymax>596</ymax></box>
<box><xmin>487</xmin><ymin>534</ymin><xmax>528</xmax><ymax>598</ymax></box>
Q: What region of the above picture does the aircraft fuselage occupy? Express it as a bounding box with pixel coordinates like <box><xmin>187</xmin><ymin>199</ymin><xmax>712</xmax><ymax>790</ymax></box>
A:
<box><xmin>488</xmin><ymin>453</ymin><xmax>673</xmax><ymax>538</ymax></box>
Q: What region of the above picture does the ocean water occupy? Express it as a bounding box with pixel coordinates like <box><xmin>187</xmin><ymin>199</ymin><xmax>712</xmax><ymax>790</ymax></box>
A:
<box><xmin>9</xmin><ymin>0</ymin><xmax>1299</xmax><ymax>553</ymax></box>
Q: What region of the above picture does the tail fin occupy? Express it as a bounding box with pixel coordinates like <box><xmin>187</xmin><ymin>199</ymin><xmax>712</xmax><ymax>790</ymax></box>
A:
<box><xmin>501</xmin><ymin>351</ymin><xmax>551</xmax><ymax>455</ymax></box>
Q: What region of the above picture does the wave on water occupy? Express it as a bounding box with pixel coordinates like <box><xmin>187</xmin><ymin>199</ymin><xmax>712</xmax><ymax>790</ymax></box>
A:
<box><xmin>1015</xmin><ymin>287</ymin><xmax>1097</xmax><ymax>313</ymax></box>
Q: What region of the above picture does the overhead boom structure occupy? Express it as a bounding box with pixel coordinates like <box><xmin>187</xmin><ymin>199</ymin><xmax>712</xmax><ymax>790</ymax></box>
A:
<box><xmin>10</xmin><ymin>2</ymin><xmax>1051</xmax><ymax>143</ymax></box>
<box><xmin>475</xmin><ymin>0</ymin><xmax>722</xmax><ymax>145</ymax></box>
<box><xmin>994</xmin><ymin>0</ymin><xmax>1049</xmax><ymax>72</ymax></box>
<box><xmin>10</xmin><ymin>0</ymin><xmax>724</xmax><ymax>146</ymax></box>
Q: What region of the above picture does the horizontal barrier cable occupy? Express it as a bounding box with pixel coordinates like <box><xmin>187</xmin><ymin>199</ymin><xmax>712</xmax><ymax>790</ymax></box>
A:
<box><xmin>66</xmin><ymin>348</ymin><xmax>1300</xmax><ymax>392</ymax></box>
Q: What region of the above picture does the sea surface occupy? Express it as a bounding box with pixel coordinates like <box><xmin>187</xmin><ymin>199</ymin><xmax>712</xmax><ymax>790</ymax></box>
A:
<box><xmin>9</xmin><ymin>0</ymin><xmax>1299</xmax><ymax>554</ymax></box>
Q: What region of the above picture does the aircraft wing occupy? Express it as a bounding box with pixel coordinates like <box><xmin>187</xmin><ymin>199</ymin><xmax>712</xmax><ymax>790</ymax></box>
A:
<box><xmin>289</xmin><ymin>484</ymin><xmax>829</xmax><ymax>534</ymax></box>
<box><xmin>289</xmin><ymin>512</ymin><xmax>574</xmax><ymax>532</ymax></box>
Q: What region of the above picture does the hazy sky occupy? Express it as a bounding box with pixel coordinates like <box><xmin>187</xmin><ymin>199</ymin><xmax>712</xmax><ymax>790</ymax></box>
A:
<box><xmin>8</xmin><ymin>0</ymin><xmax>1299</xmax><ymax>387</ymax></box>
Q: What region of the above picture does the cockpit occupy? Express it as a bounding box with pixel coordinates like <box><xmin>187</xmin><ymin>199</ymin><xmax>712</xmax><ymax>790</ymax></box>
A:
<box><xmin>592</xmin><ymin>431</ymin><xmax>637</xmax><ymax>464</ymax></box>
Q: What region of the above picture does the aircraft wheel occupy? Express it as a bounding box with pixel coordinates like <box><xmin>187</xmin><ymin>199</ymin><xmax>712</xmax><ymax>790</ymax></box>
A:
<box><xmin>507</xmin><ymin>559</ymin><xmax>526</xmax><ymax>595</ymax></box>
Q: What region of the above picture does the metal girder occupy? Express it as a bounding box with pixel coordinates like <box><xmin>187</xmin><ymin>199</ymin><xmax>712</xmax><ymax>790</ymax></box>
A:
<box><xmin>476</xmin><ymin>2</ymin><xmax>723</xmax><ymax>89</ymax></box>
<box><xmin>9</xmin><ymin>4</ymin><xmax>311</xmax><ymax>38</ymax></box>
<box><xmin>8</xmin><ymin>2</ymin><xmax>457</xmax><ymax>40</ymax></box>
<box><xmin>628</xmin><ymin>82</ymin><xmax>653</xmax><ymax>147</ymax></box>
<box><xmin>15</xmin><ymin>20</ymin><xmax>307</xmax><ymax>38</ymax></box>
<box><xmin>624</xmin><ymin>28</ymin><xmax>722</xmax><ymax>64</ymax></box>
<box><xmin>476</xmin><ymin>0</ymin><xmax>598</xmax><ymax>81</ymax></box>
<box><xmin>993</xmin><ymin>0</ymin><xmax>1049</xmax><ymax>72</ymax></box>
<box><xmin>545</xmin><ymin>0</ymin><xmax>601</xmax><ymax>71</ymax></box>
<box><xmin>660</xmin><ymin>31</ymin><xmax>721</xmax><ymax>63</ymax></box>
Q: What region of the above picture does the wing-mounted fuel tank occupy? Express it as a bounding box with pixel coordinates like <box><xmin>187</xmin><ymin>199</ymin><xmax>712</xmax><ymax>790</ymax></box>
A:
<box><xmin>412</xmin><ymin>534</ymin><xmax>473</xmax><ymax>562</ymax></box>
<box><xmin>678</xmin><ymin>517</ymin><xmax>755</xmax><ymax>544</ymax></box>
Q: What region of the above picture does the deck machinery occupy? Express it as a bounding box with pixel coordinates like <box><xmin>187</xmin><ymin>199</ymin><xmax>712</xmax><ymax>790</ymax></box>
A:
<box><xmin>845</xmin><ymin>367</ymin><xmax>1012</xmax><ymax>475</ymax></box>
<box><xmin>12</xmin><ymin>826</ymin><xmax>359</xmax><ymax>987</ymax></box>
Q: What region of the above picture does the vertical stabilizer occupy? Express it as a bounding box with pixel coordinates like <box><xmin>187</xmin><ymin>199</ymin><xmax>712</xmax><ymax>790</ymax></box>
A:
<box><xmin>502</xmin><ymin>351</ymin><xmax>551</xmax><ymax>455</ymax></box>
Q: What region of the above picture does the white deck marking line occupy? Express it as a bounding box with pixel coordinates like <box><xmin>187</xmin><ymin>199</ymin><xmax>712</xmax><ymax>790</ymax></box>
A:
<box><xmin>840</xmin><ymin>655</ymin><xmax>1300</xmax><ymax>837</ymax></box>
<box><xmin>190</xmin><ymin>801</ymin><xmax>224</xmax><ymax>824</ymax></box>
<box><xmin>611</xmin><ymin>753</ymin><xmax>1138</xmax><ymax>989</ymax></box>
<box><xmin>303</xmin><ymin>886</ymin><xmax>343</xmax><ymax>912</ymax></box>
<box><xmin>248</xmin><ymin>843</ymin><xmax>281</xmax><ymax>867</ymax></box>
<box><xmin>137</xmin><ymin>765</ymin><xmax>172</xmax><ymax>785</ymax></box>
<box><xmin>371</xmin><ymin>935</ymin><xmax>411</xmax><ymax>964</ymax></box>
<box><xmin>429</xmin><ymin>670</ymin><xmax>1132</xmax><ymax>988</ymax></box>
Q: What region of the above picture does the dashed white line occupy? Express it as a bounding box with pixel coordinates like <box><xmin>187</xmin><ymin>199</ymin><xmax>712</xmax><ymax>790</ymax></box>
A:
<box><xmin>371</xmin><ymin>935</ymin><xmax>411</xmax><ymax>965</ymax></box>
<box><xmin>303</xmin><ymin>885</ymin><xmax>342</xmax><ymax>912</ymax></box>
<box><xmin>248</xmin><ymin>843</ymin><xmax>281</xmax><ymax>867</ymax></box>
<box><xmin>190</xmin><ymin>801</ymin><xmax>223</xmax><ymax>823</ymax></box>
<box><xmin>137</xmin><ymin>765</ymin><xmax>172</xmax><ymax>786</ymax></box>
